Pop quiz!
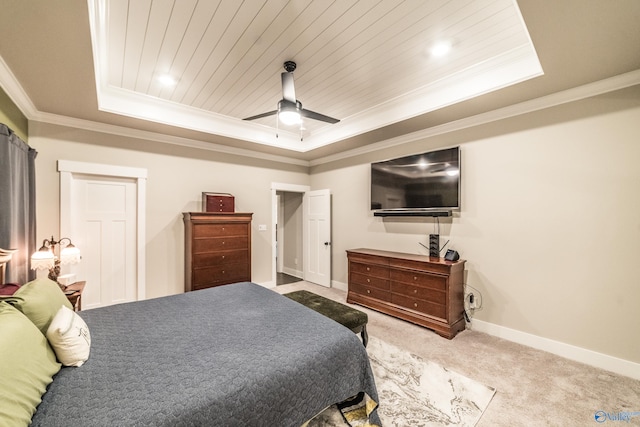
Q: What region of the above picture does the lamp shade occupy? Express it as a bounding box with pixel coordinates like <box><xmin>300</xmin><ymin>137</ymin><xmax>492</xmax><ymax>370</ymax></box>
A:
<box><xmin>31</xmin><ymin>249</ymin><xmax>55</xmax><ymax>270</ymax></box>
<box><xmin>60</xmin><ymin>245</ymin><xmax>81</xmax><ymax>264</ymax></box>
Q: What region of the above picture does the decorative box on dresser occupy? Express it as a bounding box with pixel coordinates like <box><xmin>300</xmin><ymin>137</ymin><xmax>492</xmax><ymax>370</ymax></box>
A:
<box><xmin>183</xmin><ymin>212</ymin><xmax>253</xmax><ymax>292</ymax></box>
<box><xmin>346</xmin><ymin>248</ymin><xmax>466</xmax><ymax>339</ymax></box>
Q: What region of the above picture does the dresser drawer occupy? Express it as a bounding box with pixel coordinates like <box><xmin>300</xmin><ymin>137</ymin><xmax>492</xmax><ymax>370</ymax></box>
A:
<box><xmin>391</xmin><ymin>294</ymin><xmax>446</xmax><ymax>320</ymax></box>
<box><xmin>193</xmin><ymin>236</ymin><xmax>248</xmax><ymax>252</ymax></box>
<box><xmin>193</xmin><ymin>223</ymin><xmax>248</xmax><ymax>238</ymax></box>
<box><xmin>349</xmin><ymin>282</ymin><xmax>391</xmax><ymax>302</ymax></box>
<box><xmin>389</xmin><ymin>258</ymin><xmax>452</xmax><ymax>275</ymax></box>
<box><xmin>350</xmin><ymin>272</ymin><xmax>389</xmax><ymax>290</ymax></box>
<box><xmin>193</xmin><ymin>250</ymin><xmax>248</xmax><ymax>267</ymax></box>
<box><xmin>390</xmin><ymin>269</ymin><xmax>447</xmax><ymax>290</ymax></box>
<box><xmin>390</xmin><ymin>282</ymin><xmax>446</xmax><ymax>305</ymax></box>
<box><xmin>347</xmin><ymin>252</ymin><xmax>390</xmax><ymax>267</ymax></box>
<box><xmin>349</xmin><ymin>261</ymin><xmax>389</xmax><ymax>279</ymax></box>
<box><xmin>192</xmin><ymin>263</ymin><xmax>250</xmax><ymax>287</ymax></box>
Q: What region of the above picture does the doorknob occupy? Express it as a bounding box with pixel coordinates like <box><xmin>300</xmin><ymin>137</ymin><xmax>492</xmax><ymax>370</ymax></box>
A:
<box><xmin>324</xmin><ymin>242</ymin><xmax>331</xmax><ymax>246</ymax></box>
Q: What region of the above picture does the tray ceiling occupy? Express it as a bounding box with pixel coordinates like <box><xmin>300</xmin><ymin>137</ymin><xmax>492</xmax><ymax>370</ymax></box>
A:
<box><xmin>89</xmin><ymin>0</ymin><xmax>542</xmax><ymax>152</ymax></box>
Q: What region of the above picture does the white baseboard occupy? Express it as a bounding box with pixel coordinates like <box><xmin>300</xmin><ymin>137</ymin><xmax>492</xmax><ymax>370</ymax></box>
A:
<box><xmin>331</xmin><ymin>280</ymin><xmax>348</xmax><ymax>292</ymax></box>
<box><xmin>310</xmin><ymin>280</ymin><xmax>639</xmax><ymax>379</ymax></box>
<box><xmin>258</xmin><ymin>281</ymin><xmax>275</xmax><ymax>289</ymax></box>
<box><xmin>469</xmin><ymin>319</ymin><xmax>640</xmax><ymax>380</ymax></box>
<box><xmin>282</xmin><ymin>267</ymin><xmax>303</xmax><ymax>278</ymax></box>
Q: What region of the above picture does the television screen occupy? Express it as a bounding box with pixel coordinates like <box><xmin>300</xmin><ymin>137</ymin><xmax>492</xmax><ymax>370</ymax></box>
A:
<box><xmin>370</xmin><ymin>147</ymin><xmax>460</xmax><ymax>212</ymax></box>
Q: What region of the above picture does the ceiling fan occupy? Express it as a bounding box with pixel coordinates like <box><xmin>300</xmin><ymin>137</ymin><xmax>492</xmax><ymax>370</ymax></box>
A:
<box><xmin>243</xmin><ymin>61</ymin><xmax>340</xmax><ymax>126</ymax></box>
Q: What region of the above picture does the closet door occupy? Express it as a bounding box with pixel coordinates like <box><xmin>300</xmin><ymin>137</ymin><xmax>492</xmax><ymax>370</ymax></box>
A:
<box><xmin>59</xmin><ymin>161</ymin><xmax>146</xmax><ymax>309</ymax></box>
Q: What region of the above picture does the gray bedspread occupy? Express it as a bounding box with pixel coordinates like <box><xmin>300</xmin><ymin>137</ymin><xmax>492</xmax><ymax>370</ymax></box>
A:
<box><xmin>31</xmin><ymin>282</ymin><xmax>379</xmax><ymax>426</ymax></box>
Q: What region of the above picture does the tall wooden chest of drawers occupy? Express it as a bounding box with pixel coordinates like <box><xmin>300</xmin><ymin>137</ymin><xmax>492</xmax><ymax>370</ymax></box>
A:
<box><xmin>183</xmin><ymin>212</ymin><xmax>252</xmax><ymax>292</ymax></box>
<box><xmin>346</xmin><ymin>248</ymin><xmax>466</xmax><ymax>339</ymax></box>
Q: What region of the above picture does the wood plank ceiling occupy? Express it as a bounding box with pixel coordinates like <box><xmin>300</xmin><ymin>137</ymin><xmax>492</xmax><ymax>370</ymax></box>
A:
<box><xmin>91</xmin><ymin>0</ymin><xmax>541</xmax><ymax>151</ymax></box>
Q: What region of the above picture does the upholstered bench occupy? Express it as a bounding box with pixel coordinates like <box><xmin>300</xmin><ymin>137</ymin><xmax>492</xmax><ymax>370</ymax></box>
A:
<box><xmin>283</xmin><ymin>290</ymin><xmax>368</xmax><ymax>347</ymax></box>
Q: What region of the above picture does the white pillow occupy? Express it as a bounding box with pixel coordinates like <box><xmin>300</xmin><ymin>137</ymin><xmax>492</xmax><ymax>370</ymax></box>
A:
<box><xmin>46</xmin><ymin>305</ymin><xmax>91</xmax><ymax>367</ymax></box>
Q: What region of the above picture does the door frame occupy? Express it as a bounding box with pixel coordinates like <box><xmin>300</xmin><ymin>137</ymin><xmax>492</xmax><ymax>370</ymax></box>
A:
<box><xmin>270</xmin><ymin>183</ymin><xmax>310</xmax><ymax>288</ymax></box>
<box><xmin>58</xmin><ymin>160</ymin><xmax>147</xmax><ymax>301</ymax></box>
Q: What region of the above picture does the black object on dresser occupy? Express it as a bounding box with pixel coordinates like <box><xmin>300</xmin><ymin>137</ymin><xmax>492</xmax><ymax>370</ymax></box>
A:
<box><xmin>346</xmin><ymin>248</ymin><xmax>466</xmax><ymax>339</ymax></box>
<box><xmin>183</xmin><ymin>212</ymin><xmax>252</xmax><ymax>292</ymax></box>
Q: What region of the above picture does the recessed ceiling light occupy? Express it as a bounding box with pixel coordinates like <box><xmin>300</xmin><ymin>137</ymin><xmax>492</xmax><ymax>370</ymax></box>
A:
<box><xmin>157</xmin><ymin>74</ymin><xmax>177</xmax><ymax>86</ymax></box>
<box><xmin>430</xmin><ymin>41</ymin><xmax>452</xmax><ymax>57</ymax></box>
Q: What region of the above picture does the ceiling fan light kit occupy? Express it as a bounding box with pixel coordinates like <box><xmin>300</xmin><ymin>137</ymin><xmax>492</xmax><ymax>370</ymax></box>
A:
<box><xmin>277</xmin><ymin>100</ymin><xmax>302</xmax><ymax>125</ymax></box>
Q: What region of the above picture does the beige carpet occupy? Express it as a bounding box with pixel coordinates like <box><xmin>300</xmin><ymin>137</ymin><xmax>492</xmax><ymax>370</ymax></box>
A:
<box><xmin>274</xmin><ymin>282</ymin><xmax>640</xmax><ymax>427</ymax></box>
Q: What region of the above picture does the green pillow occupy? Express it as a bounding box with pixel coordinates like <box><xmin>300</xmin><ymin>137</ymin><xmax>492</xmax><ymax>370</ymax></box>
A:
<box><xmin>0</xmin><ymin>302</ymin><xmax>61</xmax><ymax>426</ymax></box>
<box><xmin>6</xmin><ymin>278</ymin><xmax>73</xmax><ymax>335</ymax></box>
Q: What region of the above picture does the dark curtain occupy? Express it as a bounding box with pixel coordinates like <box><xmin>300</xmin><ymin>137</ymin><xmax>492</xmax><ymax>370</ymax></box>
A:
<box><xmin>0</xmin><ymin>123</ymin><xmax>37</xmax><ymax>284</ymax></box>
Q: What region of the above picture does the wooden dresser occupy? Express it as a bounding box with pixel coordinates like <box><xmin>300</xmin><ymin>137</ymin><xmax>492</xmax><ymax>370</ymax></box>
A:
<box><xmin>346</xmin><ymin>248</ymin><xmax>466</xmax><ymax>339</ymax></box>
<box><xmin>183</xmin><ymin>212</ymin><xmax>252</xmax><ymax>292</ymax></box>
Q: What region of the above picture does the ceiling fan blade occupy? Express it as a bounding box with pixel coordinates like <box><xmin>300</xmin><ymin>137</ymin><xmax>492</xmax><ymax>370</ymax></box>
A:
<box><xmin>243</xmin><ymin>110</ymin><xmax>277</xmax><ymax>121</ymax></box>
<box><xmin>281</xmin><ymin>72</ymin><xmax>296</xmax><ymax>103</ymax></box>
<box><xmin>300</xmin><ymin>108</ymin><xmax>340</xmax><ymax>124</ymax></box>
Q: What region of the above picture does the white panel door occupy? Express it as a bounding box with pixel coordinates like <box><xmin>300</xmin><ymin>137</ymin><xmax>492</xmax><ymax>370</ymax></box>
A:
<box><xmin>71</xmin><ymin>175</ymin><xmax>137</xmax><ymax>309</ymax></box>
<box><xmin>303</xmin><ymin>189</ymin><xmax>331</xmax><ymax>287</ymax></box>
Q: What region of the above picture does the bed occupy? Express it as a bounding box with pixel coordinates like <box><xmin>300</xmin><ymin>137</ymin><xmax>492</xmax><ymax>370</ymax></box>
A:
<box><xmin>1</xmin><ymin>279</ymin><xmax>380</xmax><ymax>426</ymax></box>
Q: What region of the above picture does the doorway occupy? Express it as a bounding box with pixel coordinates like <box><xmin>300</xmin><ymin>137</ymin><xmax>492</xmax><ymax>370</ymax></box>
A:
<box><xmin>271</xmin><ymin>183</ymin><xmax>332</xmax><ymax>288</ymax></box>
<box><xmin>275</xmin><ymin>190</ymin><xmax>304</xmax><ymax>286</ymax></box>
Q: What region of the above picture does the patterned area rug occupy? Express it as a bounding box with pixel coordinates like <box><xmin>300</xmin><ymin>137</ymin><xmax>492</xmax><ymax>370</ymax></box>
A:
<box><xmin>309</xmin><ymin>336</ymin><xmax>496</xmax><ymax>427</ymax></box>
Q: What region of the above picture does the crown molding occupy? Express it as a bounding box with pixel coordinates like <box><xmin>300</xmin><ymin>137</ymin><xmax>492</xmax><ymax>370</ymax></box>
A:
<box><xmin>32</xmin><ymin>110</ymin><xmax>310</xmax><ymax>167</ymax></box>
<box><xmin>0</xmin><ymin>55</ymin><xmax>38</xmax><ymax>118</ymax></box>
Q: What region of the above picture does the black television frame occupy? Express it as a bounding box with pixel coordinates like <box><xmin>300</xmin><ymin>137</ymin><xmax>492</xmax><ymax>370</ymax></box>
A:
<box><xmin>370</xmin><ymin>146</ymin><xmax>461</xmax><ymax>217</ymax></box>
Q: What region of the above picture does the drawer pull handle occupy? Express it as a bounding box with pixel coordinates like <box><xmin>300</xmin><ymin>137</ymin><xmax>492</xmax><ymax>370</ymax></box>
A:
<box><xmin>222</xmin><ymin>255</ymin><xmax>225</xmax><ymax>259</ymax></box>
<box><xmin>413</xmin><ymin>289</ymin><xmax>417</xmax><ymax>293</ymax></box>
<box><xmin>222</xmin><ymin>241</ymin><xmax>225</xmax><ymax>245</ymax></box>
<box><xmin>366</xmin><ymin>278</ymin><xmax>370</xmax><ymax>283</ymax></box>
<box><xmin>414</xmin><ymin>276</ymin><xmax>417</xmax><ymax>280</ymax></box>
<box><xmin>366</xmin><ymin>267</ymin><xmax>370</xmax><ymax>271</ymax></box>
<box><xmin>366</xmin><ymin>289</ymin><xmax>371</xmax><ymax>294</ymax></box>
<box><xmin>414</xmin><ymin>302</ymin><xmax>418</xmax><ymax>308</ymax></box>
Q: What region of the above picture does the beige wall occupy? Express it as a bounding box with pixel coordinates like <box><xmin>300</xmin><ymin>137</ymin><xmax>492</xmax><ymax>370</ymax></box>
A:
<box><xmin>28</xmin><ymin>122</ymin><xmax>310</xmax><ymax>298</ymax></box>
<box><xmin>311</xmin><ymin>86</ymin><xmax>640</xmax><ymax>364</ymax></box>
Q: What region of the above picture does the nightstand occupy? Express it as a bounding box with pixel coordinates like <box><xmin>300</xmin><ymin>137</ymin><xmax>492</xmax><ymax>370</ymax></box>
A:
<box><xmin>64</xmin><ymin>281</ymin><xmax>86</xmax><ymax>312</ymax></box>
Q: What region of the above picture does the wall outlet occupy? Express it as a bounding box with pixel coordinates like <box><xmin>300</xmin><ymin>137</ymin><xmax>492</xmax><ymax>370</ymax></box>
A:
<box><xmin>294</xmin><ymin>258</ymin><xmax>298</xmax><ymax>265</ymax></box>
<box><xmin>258</xmin><ymin>224</ymin><xmax>267</xmax><ymax>231</ymax></box>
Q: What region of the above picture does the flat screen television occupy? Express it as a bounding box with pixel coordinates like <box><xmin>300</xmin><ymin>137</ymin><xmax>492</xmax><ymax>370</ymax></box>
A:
<box><xmin>370</xmin><ymin>146</ymin><xmax>460</xmax><ymax>213</ymax></box>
